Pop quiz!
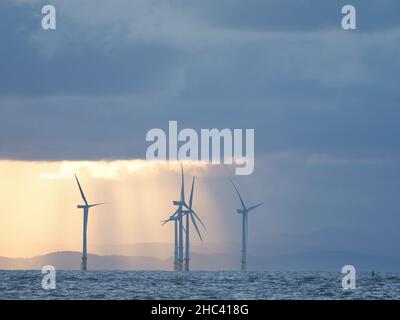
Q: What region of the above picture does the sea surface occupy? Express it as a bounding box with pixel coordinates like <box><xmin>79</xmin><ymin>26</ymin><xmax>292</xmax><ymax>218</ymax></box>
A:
<box><xmin>0</xmin><ymin>270</ymin><xmax>399</xmax><ymax>300</ymax></box>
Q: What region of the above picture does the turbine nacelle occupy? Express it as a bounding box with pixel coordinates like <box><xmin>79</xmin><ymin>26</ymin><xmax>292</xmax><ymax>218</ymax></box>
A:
<box><xmin>77</xmin><ymin>203</ymin><xmax>106</xmax><ymax>210</ymax></box>
<box><xmin>237</xmin><ymin>209</ymin><xmax>244</xmax><ymax>214</ymax></box>
<box><xmin>172</xmin><ymin>200</ymin><xmax>183</xmax><ymax>206</ymax></box>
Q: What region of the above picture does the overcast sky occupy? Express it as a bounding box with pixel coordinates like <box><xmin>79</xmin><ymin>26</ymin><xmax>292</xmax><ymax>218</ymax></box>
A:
<box><xmin>1</xmin><ymin>1</ymin><xmax>400</xmax><ymax>257</ymax></box>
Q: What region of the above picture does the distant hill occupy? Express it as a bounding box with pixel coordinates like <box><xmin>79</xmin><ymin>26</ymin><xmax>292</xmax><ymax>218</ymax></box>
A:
<box><xmin>0</xmin><ymin>251</ymin><xmax>168</xmax><ymax>270</ymax></box>
<box><xmin>2</xmin><ymin>250</ymin><xmax>400</xmax><ymax>271</ymax></box>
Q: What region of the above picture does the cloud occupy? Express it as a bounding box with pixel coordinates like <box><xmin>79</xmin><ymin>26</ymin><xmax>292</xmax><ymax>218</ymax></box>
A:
<box><xmin>2</xmin><ymin>0</ymin><xmax>400</xmax><ymax>99</ymax></box>
<box><xmin>38</xmin><ymin>160</ymin><xmax>209</xmax><ymax>180</ymax></box>
<box><xmin>304</xmin><ymin>154</ymin><xmax>396</xmax><ymax>166</ymax></box>
<box><xmin>260</xmin><ymin>152</ymin><xmax>399</xmax><ymax>167</ymax></box>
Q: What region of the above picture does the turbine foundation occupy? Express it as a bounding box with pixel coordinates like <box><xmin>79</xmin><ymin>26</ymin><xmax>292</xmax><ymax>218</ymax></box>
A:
<box><xmin>81</xmin><ymin>256</ymin><xmax>87</xmax><ymax>271</ymax></box>
<box><xmin>241</xmin><ymin>262</ymin><xmax>246</xmax><ymax>272</ymax></box>
<box><xmin>184</xmin><ymin>259</ymin><xmax>190</xmax><ymax>271</ymax></box>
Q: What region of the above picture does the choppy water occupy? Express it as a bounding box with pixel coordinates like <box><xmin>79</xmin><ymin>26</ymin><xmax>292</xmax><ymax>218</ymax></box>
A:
<box><xmin>0</xmin><ymin>271</ymin><xmax>400</xmax><ymax>300</ymax></box>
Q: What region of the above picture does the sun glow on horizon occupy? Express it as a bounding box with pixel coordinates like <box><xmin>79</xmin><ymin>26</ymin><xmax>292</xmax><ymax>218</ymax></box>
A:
<box><xmin>0</xmin><ymin>160</ymin><xmax>229</xmax><ymax>258</ymax></box>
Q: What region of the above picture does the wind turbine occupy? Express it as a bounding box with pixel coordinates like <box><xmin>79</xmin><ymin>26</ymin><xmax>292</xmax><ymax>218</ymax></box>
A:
<box><xmin>75</xmin><ymin>174</ymin><xmax>106</xmax><ymax>271</ymax></box>
<box><xmin>176</xmin><ymin>164</ymin><xmax>185</xmax><ymax>271</ymax></box>
<box><xmin>161</xmin><ymin>164</ymin><xmax>185</xmax><ymax>271</ymax></box>
<box><xmin>161</xmin><ymin>163</ymin><xmax>205</xmax><ymax>271</ymax></box>
<box><xmin>229</xmin><ymin>179</ymin><xmax>262</xmax><ymax>272</ymax></box>
<box><xmin>161</xmin><ymin>214</ymin><xmax>179</xmax><ymax>271</ymax></box>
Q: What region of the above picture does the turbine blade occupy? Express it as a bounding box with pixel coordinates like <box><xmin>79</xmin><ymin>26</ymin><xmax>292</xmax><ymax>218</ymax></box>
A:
<box><xmin>229</xmin><ymin>178</ymin><xmax>246</xmax><ymax>210</ymax></box>
<box><xmin>190</xmin><ymin>213</ymin><xmax>203</xmax><ymax>241</ymax></box>
<box><xmin>75</xmin><ymin>174</ymin><xmax>88</xmax><ymax>205</ymax></box>
<box><xmin>187</xmin><ymin>207</ymin><xmax>206</xmax><ymax>232</ymax></box>
<box><xmin>89</xmin><ymin>202</ymin><xmax>108</xmax><ymax>208</ymax></box>
<box><xmin>189</xmin><ymin>177</ymin><xmax>195</xmax><ymax>208</ymax></box>
<box><xmin>161</xmin><ymin>208</ymin><xmax>179</xmax><ymax>225</ymax></box>
<box><xmin>247</xmin><ymin>202</ymin><xmax>263</xmax><ymax>212</ymax></box>
<box><xmin>161</xmin><ymin>217</ymin><xmax>175</xmax><ymax>225</ymax></box>
<box><xmin>170</xmin><ymin>208</ymin><xmax>179</xmax><ymax>217</ymax></box>
<box><xmin>180</xmin><ymin>162</ymin><xmax>185</xmax><ymax>203</ymax></box>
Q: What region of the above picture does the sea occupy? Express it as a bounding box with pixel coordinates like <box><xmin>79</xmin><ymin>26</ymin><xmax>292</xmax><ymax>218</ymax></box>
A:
<box><xmin>0</xmin><ymin>270</ymin><xmax>399</xmax><ymax>300</ymax></box>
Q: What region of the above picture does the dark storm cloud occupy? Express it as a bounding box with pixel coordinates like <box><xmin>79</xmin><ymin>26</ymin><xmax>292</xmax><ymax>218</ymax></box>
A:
<box><xmin>0</xmin><ymin>1</ymin><xmax>400</xmax><ymax>160</ymax></box>
<box><xmin>0</xmin><ymin>2</ymin><xmax>183</xmax><ymax>97</ymax></box>
<box><xmin>183</xmin><ymin>0</ymin><xmax>400</xmax><ymax>32</ymax></box>
<box><xmin>1</xmin><ymin>0</ymin><xmax>399</xmax><ymax>97</ymax></box>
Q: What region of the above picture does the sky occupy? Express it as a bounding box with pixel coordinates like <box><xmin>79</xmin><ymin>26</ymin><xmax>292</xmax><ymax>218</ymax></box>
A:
<box><xmin>0</xmin><ymin>1</ymin><xmax>400</xmax><ymax>259</ymax></box>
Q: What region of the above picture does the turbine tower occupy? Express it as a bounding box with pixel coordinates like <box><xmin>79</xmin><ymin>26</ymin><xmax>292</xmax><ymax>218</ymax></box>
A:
<box><xmin>230</xmin><ymin>179</ymin><xmax>262</xmax><ymax>272</ymax></box>
<box><xmin>75</xmin><ymin>174</ymin><xmax>106</xmax><ymax>271</ymax></box>
<box><xmin>161</xmin><ymin>163</ymin><xmax>205</xmax><ymax>271</ymax></box>
<box><xmin>176</xmin><ymin>164</ymin><xmax>185</xmax><ymax>270</ymax></box>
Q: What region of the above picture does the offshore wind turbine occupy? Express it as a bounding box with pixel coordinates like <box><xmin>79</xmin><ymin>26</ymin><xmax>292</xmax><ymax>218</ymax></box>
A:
<box><xmin>75</xmin><ymin>174</ymin><xmax>106</xmax><ymax>271</ymax></box>
<box><xmin>176</xmin><ymin>164</ymin><xmax>185</xmax><ymax>271</ymax></box>
<box><xmin>161</xmin><ymin>214</ymin><xmax>179</xmax><ymax>271</ymax></box>
<box><xmin>161</xmin><ymin>165</ymin><xmax>185</xmax><ymax>271</ymax></box>
<box><xmin>161</xmin><ymin>164</ymin><xmax>205</xmax><ymax>271</ymax></box>
<box><xmin>230</xmin><ymin>179</ymin><xmax>263</xmax><ymax>272</ymax></box>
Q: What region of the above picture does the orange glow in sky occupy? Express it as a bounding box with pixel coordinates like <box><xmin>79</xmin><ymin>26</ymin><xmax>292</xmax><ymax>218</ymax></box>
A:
<box><xmin>0</xmin><ymin>160</ymin><xmax>228</xmax><ymax>258</ymax></box>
